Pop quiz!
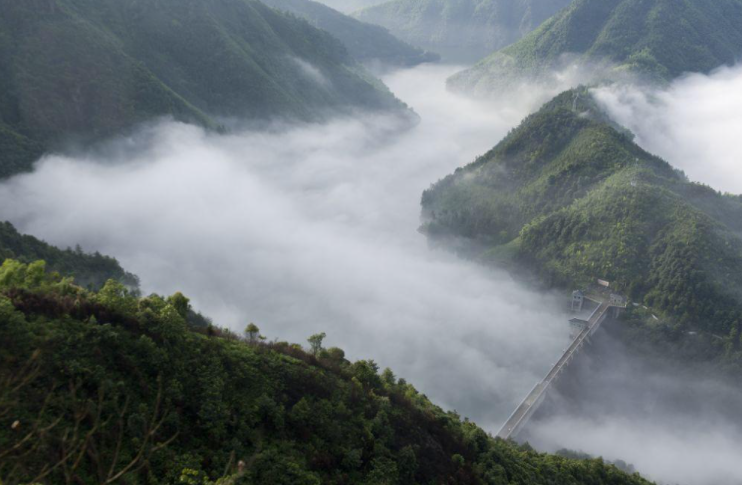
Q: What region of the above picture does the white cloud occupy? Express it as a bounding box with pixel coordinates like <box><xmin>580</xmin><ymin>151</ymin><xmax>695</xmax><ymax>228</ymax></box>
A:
<box><xmin>0</xmin><ymin>64</ymin><xmax>568</xmax><ymax>432</ymax></box>
<box><xmin>4</xmin><ymin>63</ymin><xmax>742</xmax><ymax>485</ymax></box>
<box><xmin>525</xmin><ymin>326</ymin><xmax>742</xmax><ymax>485</ymax></box>
<box><xmin>593</xmin><ymin>64</ymin><xmax>742</xmax><ymax>194</ymax></box>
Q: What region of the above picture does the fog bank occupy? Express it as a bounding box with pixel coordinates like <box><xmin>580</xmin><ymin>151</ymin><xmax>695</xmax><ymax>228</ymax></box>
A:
<box><xmin>524</xmin><ymin>321</ymin><xmax>742</xmax><ymax>485</ymax></box>
<box><xmin>0</xmin><ymin>65</ymin><xmax>568</xmax><ymax>431</ymax></box>
<box><xmin>594</xmin><ymin>64</ymin><xmax>742</xmax><ymax>194</ymax></box>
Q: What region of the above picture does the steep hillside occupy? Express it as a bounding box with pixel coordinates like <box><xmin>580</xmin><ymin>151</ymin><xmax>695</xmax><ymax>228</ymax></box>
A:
<box><xmin>355</xmin><ymin>0</ymin><xmax>572</xmax><ymax>62</ymax></box>
<box><xmin>0</xmin><ymin>259</ymin><xmax>653</xmax><ymax>485</ymax></box>
<box><xmin>315</xmin><ymin>0</ymin><xmax>387</xmax><ymax>14</ymax></box>
<box><xmin>422</xmin><ymin>88</ymin><xmax>742</xmax><ymax>341</ymax></box>
<box><xmin>0</xmin><ymin>0</ymin><xmax>407</xmax><ymax>179</ymax></box>
<box><xmin>0</xmin><ymin>222</ymin><xmax>138</xmax><ymax>290</ymax></box>
<box><xmin>449</xmin><ymin>0</ymin><xmax>742</xmax><ymax>96</ymax></box>
<box><xmin>261</xmin><ymin>0</ymin><xmax>439</xmax><ymax>66</ymax></box>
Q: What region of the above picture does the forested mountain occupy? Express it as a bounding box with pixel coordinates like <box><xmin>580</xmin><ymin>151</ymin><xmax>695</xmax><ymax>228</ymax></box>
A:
<box><xmin>314</xmin><ymin>0</ymin><xmax>387</xmax><ymax>14</ymax></box>
<box><xmin>355</xmin><ymin>0</ymin><xmax>572</xmax><ymax>62</ymax></box>
<box><xmin>261</xmin><ymin>0</ymin><xmax>439</xmax><ymax>66</ymax></box>
<box><xmin>0</xmin><ymin>259</ymin><xmax>653</xmax><ymax>485</ymax></box>
<box><xmin>0</xmin><ymin>222</ymin><xmax>138</xmax><ymax>290</ymax></box>
<box><xmin>0</xmin><ymin>0</ymin><xmax>407</xmax><ymax>179</ymax></box>
<box><xmin>449</xmin><ymin>0</ymin><xmax>742</xmax><ymax>96</ymax></box>
<box><xmin>421</xmin><ymin>88</ymin><xmax>742</xmax><ymax>344</ymax></box>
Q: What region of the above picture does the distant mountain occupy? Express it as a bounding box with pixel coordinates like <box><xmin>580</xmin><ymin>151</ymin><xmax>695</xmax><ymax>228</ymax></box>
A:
<box><xmin>0</xmin><ymin>0</ymin><xmax>408</xmax><ymax>179</ymax></box>
<box><xmin>422</xmin><ymin>88</ymin><xmax>742</xmax><ymax>341</ymax></box>
<box><xmin>355</xmin><ymin>0</ymin><xmax>572</xmax><ymax>63</ymax></box>
<box><xmin>449</xmin><ymin>0</ymin><xmax>742</xmax><ymax>96</ymax></box>
<box><xmin>314</xmin><ymin>0</ymin><xmax>388</xmax><ymax>14</ymax></box>
<box><xmin>0</xmin><ymin>221</ymin><xmax>138</xmax><ymax>290</ymax></box>
<box><xmin>261</xmin><ymin>0</ymin><xmax>439</xmax><ymax>66</ymax></box>
<box><xmin>0</xmin><ymin>258</ymin><xmax>653</xmax><ymax>485</ymax></box>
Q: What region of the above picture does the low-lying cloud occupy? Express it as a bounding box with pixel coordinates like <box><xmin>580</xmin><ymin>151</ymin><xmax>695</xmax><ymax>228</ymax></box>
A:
<box><xmin>593</xmin><ymin>64</ymin><xmax>742</xmax><ymax>195</ymax></box>
<box><xmin>524</xmin><ymin>323</ymin><xmax>742</xmax><ymax>485</ymax></box>
<box><xmin>4</xmin><ymin>63</ymin><xmax>742</xmax><ymax>484</ymax></box>
<box><xmin>0</xmin><ymin>65</ymin><xmax>569</xmax><ymax>431</ymax></box>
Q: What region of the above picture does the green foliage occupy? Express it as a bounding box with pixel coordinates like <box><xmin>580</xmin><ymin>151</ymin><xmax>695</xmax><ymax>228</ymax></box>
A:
<box><xmin>0</xmin><ymin>221</ymin><xmax>138</xmax><ymax>290</ymax></box>
<box><xmin>422</xmin><ymin>88</ymin><xmax>742</xmax><ymax>353</ymax></box>
<box><xmin>450</xmin><ymin>0</ymin><xmax>742</xmax><ymax>95</ymax></box>
<box><xmin>0</xmin><ymin>0</ymin><xmax>408</xmax><ymax>178</ymax></box>
<box><xmin>245</xmin><ymin>322</ymin><xmax>261</xmax><ymax>343</ymax></box>
<box><xmin>355</xmin><ymin>0</ymin><xmax>572</xmax><ymax>62</ymax></box>
<box><xmin>260</xmin><ymin>0</ymin><xmax>439</xmax><ymax>66</ymax></box>
<box><xmin>0</xmin><ymin>259</ymin><xmax>652</xmax><ymax>485</ymax></box>
<box><xmin>307</xmin><ymin>331</ymin><xmax>327</xmax><ymax>356</ymax></box>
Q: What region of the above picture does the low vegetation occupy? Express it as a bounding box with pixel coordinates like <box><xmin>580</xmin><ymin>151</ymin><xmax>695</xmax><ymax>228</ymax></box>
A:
<box><xmin>0</xmin><ymin>259</ymin><xmax>652</xmax><ymax>484</ymax></box>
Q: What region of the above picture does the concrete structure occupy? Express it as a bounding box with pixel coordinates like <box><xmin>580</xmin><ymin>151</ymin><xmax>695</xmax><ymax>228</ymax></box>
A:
<box><xmin>568</xmin><ymin>317</ymin><xmax>588</xmax><ymax>339</ymax></box>
<box><xmin>571</xmin><ymin>290</ymin><xmax>584</xmax><ymax>312</ymax></box>
<box><xmin>497</xmin><ymin>294</ymin><xmax>626</xmax><ymax>441</ymax></box>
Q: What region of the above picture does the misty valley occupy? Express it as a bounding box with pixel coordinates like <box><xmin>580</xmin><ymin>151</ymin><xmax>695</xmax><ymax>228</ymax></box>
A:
<box><xmin>1</xmin><ymin>1</ymin><xmax>742</xmax><ymax>484</ymax></box>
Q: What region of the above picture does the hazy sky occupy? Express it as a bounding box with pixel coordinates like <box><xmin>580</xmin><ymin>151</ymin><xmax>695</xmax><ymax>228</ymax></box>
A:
<box><xmin>0</xmin><ymin>65</ymin><xmax>570</xmax><ymax>432</ymax></box>
<box><xmin>594</xmin><ymin>64</ymin><xmax>742</xmax><ymax>195</ymax></box>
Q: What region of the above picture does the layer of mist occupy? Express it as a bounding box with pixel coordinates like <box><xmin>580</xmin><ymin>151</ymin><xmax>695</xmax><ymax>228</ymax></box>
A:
<box><xmin>0</xmin><ymin>65</ymin><xmax>569</xmax><ymax>431</ymax></box>
<box><xmin>523</xmin><ymin>320</ymin><xmax>742</xmax><ymax>485</ymax></box>
<box><xmin>4</xmin><ymin>62</ymin><xmax>742</xmax><ymax>485</ymax></box>
<box><xmin>594</xmin><ymin>64</ymin><xmax>742</xmax><ymax>194</ymax></box>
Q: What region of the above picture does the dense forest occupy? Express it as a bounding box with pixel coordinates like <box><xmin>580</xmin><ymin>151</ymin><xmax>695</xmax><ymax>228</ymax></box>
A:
<box><xmin>355</xmin><ymin>0</ymin><xmax>571</xmax><ymax>62</ymax></box>
<box><xmin>0</xmin><ymin>259</ymin><xmax>654</xmax><ymax>484</ymax></box>
<box><xmin>0</xmin><ymin>222</ymin><xmax>138</xmax><ymax>290</ymax></box>
<box><xmin>421</xmin><ymin>88</ymin><xmax>742</xmax><ymax>367</ymax></box>
<box><xmin>449</xmin><ymin>0</ymin><xmax>742</xmax><ymax>96</ymax></box>
<box><xmin>0</xmin><ymin>0</ymin><xmax>409</xmax><ymax>179</ymax></box>
<box><xmin>260</xmin><ymin>0</ymin><xmax>439</xmax><ymax>66</ymax></box>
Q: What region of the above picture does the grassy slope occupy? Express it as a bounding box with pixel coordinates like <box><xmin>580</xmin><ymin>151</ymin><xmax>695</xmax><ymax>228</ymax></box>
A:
<box><xmin>421</xmin><ymin>89</ymin><xmax>742</xmax><ymax>339</ymax></box>
<box><xmin>0</xmin><ymin>260</ymin><xmax>653</xmax><ymax>485</ymax></box>
<box><xmin>449</xmin><ymin>0</ymin><xmax>742</xmax><ymax>96</ymax></box>
<box><xmin>0</xmin><ymin>222</ymin><xmax>138</xmax><ymax>290</ymax></box>
<box><xmin>0</xmin><ymin>0</ymin><xmax>407</xmax><ymax>179</ymax></box>
<box><xmin>261</xmin><ymin>0</ymin><xmax>440</xmax><ymax>66</ymax></box>
<box><xmin>355</xmin><ymin>0</ymin><xmax>572</xmax><ymax>63</ymax></box>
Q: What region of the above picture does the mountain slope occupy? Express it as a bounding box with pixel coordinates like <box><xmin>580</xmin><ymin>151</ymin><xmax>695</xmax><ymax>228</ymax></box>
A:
<box><xmin>261</xmin><ymin>0</ymin><xmax>439</xmax><ymax>66</ymax></box>
<box><xmin>0</xmin><ymin>259</ymin><xmax>653</xmax><ymax>485</ymax></box>
<box><xmin>0</xmin><ymin>0</ymin><xmax>407</xmax><ymax>179</ymax></box>
<box><xmin>449</xmin><ymin>0</ymin><xmax>742</xmax><ymax>96</ymax></box>
<box><xmin>315</xmin><ymin>0</ymin><xmax>387</xmax><ymax>14</ymax></box>
<box><xmin>422</xmin><ymin>88</ymin><xmax>742</xmax><ymax>340</ymax></box>
<box><xmin>0</xmin><ymin>222</ymin><xmax>138</xmax><ymax>290</ymax></box>
<box><xmin>355</xmin><ymin>0</ymin><xmax>572</xmax><ymax>63</ymax></box>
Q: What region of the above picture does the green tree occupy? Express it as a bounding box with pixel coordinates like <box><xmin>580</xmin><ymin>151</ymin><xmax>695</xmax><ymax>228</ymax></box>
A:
<box><xmin>245</xmin><ymin>323</ymin><xmax>261</xmax><ymax>344</ymax></box>
<box><xmin>307</xmin><ymin>332</ymin><xmax>326</xmax><ymax>356</ymax></box>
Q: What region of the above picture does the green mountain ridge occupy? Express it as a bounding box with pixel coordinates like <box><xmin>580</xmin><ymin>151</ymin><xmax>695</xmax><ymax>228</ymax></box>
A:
<box><xmin>0</xmin><ymin>0</ymin><xmax>409</xmax><ymax>179</ymax></box>
<box><xmin>0</xmin><ymin>259</ymin><xmax>653</xmax><ymax>485</ymax></box>
<box><xmin>421</xmin><ymin>88</ymin><xmax>742</xmax><ymax>347</ymax></box>
<box><xmin>260</xmin><ymin>0</ymin><xmax>440</xmax><ymax>66</ymax></box>
<box><xmin>355</xmin><ymin>0</ymin><xmax>572</xmax><ymax>63</ymax></box>
<box><xmin>0</xmin><ymin>221</ymin><xmax>138</xmax><ymax>290</ymax></box>
<box><xmin>448</xmin><ymin>0</ymin><xmax>742</xmax><ymax>97</ymax></box>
